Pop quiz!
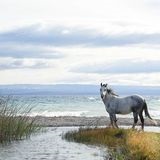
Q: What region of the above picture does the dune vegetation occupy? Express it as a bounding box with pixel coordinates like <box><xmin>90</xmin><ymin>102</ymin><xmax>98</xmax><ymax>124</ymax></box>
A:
<box><xmin>65</xmin><ymin>127</ymin><xmax>160</xmax><ymax>160</ymax></box>
<box><xmin>0</xmin><ymin>97</ymin><xmax>40</xmax><ymax>143</ymax></box>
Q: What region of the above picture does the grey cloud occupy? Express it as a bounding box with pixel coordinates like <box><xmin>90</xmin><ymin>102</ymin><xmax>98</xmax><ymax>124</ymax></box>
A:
<box><xmin>0</xmin><ymin>25</ymin><xmax>160</xmax><ymax>47</ymax></box>
<box><xmin>0</xmin><ymin>59</ymin><xmax>52</xmax><ymax>70</ymax></box>
<box><xmin>71</xmin><ymin>59</ymin><xmax>160</xmax><ymax>74</ymax></box>
<box><xmin>0</xmin><ymin>45</ymin><xmax>63</xmax><ymax>59</ymax></box>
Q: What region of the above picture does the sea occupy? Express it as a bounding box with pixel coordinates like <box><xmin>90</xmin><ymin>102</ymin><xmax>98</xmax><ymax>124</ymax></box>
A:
<box><xmin>1</xmin><ymin>95</ymin><xmax>160</xmax><ymax>119</ymax></box>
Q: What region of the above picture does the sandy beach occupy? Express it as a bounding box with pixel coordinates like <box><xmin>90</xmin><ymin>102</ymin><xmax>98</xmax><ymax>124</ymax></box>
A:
<box><xmin>33</xmin><ymin>116</ymin><xmax>160</xmax><ymax>127</ymax></box>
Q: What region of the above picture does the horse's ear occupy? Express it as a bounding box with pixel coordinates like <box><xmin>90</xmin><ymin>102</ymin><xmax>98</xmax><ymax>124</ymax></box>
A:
<box><xmin>107</xmin><ymin>89</ymin><xmax>110</xmax><ymax>93</ymax></box>
<box><xmin>105</xmin><ymin>83</ymin><xmax>108</xmax><ymax>87</ymax></box>
<box><xmin>100</xmin><ymin>83</ymin><xmax>102</xmax><ymax>87</ymax></box>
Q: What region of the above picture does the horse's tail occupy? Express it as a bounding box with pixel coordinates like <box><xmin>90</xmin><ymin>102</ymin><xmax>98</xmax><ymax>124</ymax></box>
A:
<box><xmin>143</xmin><ymin>100</ymin><xmax>157</xmax><ymax>125</ymax></box>
<box><xmin>143</xmin><ymin>101</ymin><xmax>152</xmax><ymax>119</ymax></box>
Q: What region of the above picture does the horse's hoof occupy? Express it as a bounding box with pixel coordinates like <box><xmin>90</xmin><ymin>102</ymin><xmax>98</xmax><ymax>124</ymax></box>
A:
<box><xmin>131</xmin><ymin>127</ymin><xmax>135</xmax><ymax>130</ymax></box>
<box><xmin>138</xmin><ymin>128</ymin><xmax>144</xmax><ymax>132</ymax></box>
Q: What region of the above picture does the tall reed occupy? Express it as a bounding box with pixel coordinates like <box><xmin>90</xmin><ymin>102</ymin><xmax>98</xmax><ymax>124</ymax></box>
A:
<box><xmin>0</xmin><ymin>97</ymin><xmax>39</xmax><ymax>143</ymax></box>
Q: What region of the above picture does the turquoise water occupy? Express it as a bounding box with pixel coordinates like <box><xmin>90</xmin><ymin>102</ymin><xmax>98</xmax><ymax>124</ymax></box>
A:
<box><xmin>3</xmin><ymin>95</ymin><xmax>160</xmax><ymax>119</ymax></box>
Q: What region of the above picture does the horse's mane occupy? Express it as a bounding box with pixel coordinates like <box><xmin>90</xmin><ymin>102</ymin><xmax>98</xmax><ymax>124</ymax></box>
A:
<box><xmin>107</xmin><ymin>88</ymin><xmax>119</xmax><ymax>96</ymax></box>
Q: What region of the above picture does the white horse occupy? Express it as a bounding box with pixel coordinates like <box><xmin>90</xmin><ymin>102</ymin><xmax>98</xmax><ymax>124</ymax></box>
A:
<box><xmin>100</xmin><ymin>83</ymin><xmax>156</xmax><ymax>130</ymax></box>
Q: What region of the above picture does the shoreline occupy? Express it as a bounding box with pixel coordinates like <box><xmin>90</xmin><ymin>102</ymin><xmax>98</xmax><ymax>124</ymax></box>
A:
<box><xmin>33</xmin><ymin>116</ymin><xmax>160</xmax><ymax>127</ymax></box>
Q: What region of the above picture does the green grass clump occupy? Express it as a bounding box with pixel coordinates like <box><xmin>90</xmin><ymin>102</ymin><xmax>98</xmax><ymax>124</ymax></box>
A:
<box><xmin>0</xmin><ymin>97</ymin><xmax>40</xmax><ymax>143</ymax></box>
<box><xmin>64</xmin><ymin>127</ymin><xmax>160</xmax><ymax>160</ymax></box>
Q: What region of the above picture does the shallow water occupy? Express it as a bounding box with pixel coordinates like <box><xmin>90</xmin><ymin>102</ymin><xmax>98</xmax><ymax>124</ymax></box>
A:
<box><xmin>121</xmin><ymin>126</ymin><xmax>160</xmax><ymax>132</ymax></box>
<box><xmin>0</xmin><ymin>126</ymin><xmax>160</xmax><ymax>160</ymax></box>
<box><xmin>0</xmin><ymin>127</ymin><xmax>107</xmax><ymax>160</ymax></box>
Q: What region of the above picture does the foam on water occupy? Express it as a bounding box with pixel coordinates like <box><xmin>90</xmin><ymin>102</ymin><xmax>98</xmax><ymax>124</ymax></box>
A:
<box><xmin>88</xmin><ymin>97</ymin><xmax>96</xmax><ymax>100</ymax></box>
<box><xmin>29</xmin><ymin>111</ymin><xmax>89</xmax><ymax>117</ymax></box>
<box><xmin>149</xmin><ymin>110</ymin><xmax>160</xmax><ymax>119</ymax></box>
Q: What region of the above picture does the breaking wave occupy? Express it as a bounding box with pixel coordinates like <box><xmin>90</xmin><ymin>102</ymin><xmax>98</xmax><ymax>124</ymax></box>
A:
<box><xmin>28</xmin><ymin>111</ymin><xmax>89</xmax><ymax>117</ymax></box>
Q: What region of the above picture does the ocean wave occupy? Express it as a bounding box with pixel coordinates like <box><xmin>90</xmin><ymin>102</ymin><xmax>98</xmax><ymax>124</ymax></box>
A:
<box><xmin>88</xmin><ymin>97</ymin><xmax>96</xmax><ymax>100</ymax></box>
<box><xmin>149</xmin><ymin>110</ymin><xmax>160</xmax><ymax>118</ymax></box>
<box><xmin>87</xmin><ymin>96</ymin><xmax>101</xmax><ymax>102</ymax></box>
<box><xmin>28</xmin><ymin>111</ymin><xmax>89</xmax><ymax>117</ymax></box>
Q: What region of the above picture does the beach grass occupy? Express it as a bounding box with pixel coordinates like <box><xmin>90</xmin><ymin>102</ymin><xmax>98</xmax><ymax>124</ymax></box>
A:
<box><xmin>0</xmin><ymin>97</ymin><xmax>40</xmax><ymax>143</ymax></box>
<box><xmin>64</xmin><ymin>127</ymin><xmax>160</xmax><ymax>160</ymax></box>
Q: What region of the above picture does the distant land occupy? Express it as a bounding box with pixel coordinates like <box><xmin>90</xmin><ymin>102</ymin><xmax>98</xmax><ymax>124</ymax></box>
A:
<box><xmin>0</xmin><ymin>84</ymin><xmax>160</xmax><ymax>95</ymax></box>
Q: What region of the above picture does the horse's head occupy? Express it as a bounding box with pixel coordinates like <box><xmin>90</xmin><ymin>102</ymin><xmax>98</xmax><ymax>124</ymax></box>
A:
<box><xmin>100</xmin><ymin>83</ymin><xmax>109</xmax><ymax>100</ymax></box>
<box><xmin>100</xmin><ymin>83</ymin><xmax>118</xmax><ymax>100</ymax></box>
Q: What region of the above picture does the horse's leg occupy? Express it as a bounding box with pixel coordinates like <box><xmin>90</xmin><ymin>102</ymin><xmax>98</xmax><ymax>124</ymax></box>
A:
<box><xmin>113</xmin><ymin>114</ymin><xmax>119</xmax><ymax>128</ymax></box>
<box><xmin>132</xmin><ymin>112</ymin><xmax>138</xmax><ymax>129</ymax></box>
<box><xmin>109</xmin><ymin>114</ymin><xmax>114</xmax><ymax>128</ymax></box>
<box><xmin>108</xmin><ymin>123</ymin><xmax>112</xmax><ymax>128</ymax></box>
<box><xmin>139</xmin><ymin>112</ymin><xmax>144</xmax><ymax>130</ymax></box>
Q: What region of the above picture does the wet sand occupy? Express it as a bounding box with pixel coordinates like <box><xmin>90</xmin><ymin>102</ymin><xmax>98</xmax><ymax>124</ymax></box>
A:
<box><xmin>33</xmin><ymin>116</ymin><xmax>160</xmax><ymax>127</ymax></box>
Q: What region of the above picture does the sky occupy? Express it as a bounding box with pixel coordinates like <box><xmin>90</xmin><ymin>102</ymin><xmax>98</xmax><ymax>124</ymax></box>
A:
<box><xmin>0</xmin><ymin>0</ymin><xmax>160</xmax><ymax>86</ymax></box>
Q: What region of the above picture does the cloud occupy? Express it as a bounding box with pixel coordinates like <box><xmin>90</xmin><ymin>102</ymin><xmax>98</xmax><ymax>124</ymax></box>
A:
<box><xmin>0</xmin><ymin>59</ymin><xmax>53</xmax><ymax>70</ymax></box>
<box><xmin>146</xmin><ymin>0</ymin><xmax>160</xmax><ymax>7</ymax></box>
<box><xmin>0</xmin><ymin>25</ymin><xmax>160</xmax><ymax>47</ymax></box>
<box><xmin>0</xmin><ymin>44</ymin><xmax>63</xmax><ymax>59</ymax></box>
<box><xmin>70</xmin><ymin>59</ymin><xmax>160</xmax><ymax>74</ymax></box>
